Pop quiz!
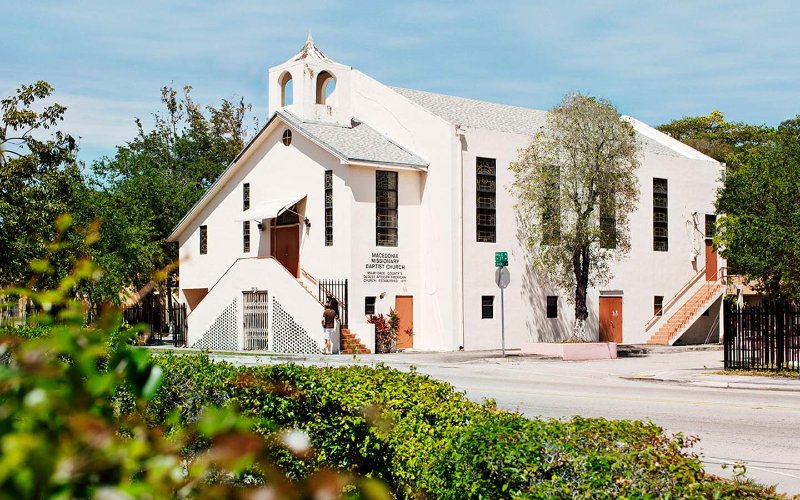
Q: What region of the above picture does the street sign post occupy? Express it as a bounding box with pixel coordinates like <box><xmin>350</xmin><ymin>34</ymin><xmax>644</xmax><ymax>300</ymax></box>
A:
<box><xmin>495</xmin><ymin>255</ymin><xmax>510</xmax><ymax>357</ymax></box>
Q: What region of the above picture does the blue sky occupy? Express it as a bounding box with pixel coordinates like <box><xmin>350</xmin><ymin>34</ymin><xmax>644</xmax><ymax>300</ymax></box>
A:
<box><xmin>4</xmin><ymin>1</ymin><xmax>798</xmax><ymax>164</ymax></box>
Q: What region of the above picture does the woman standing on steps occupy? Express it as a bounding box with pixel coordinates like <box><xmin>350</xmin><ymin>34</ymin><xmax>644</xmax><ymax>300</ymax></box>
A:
<box><xmin>321</xmin><ymin>301</ymin><xmax>338</xmax><ymax>355</ymax></box>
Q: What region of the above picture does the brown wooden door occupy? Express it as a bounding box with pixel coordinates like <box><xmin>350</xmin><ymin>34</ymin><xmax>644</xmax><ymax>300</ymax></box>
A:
<box><xmin>599</xmin><ymin>296</ymin><xmax>623</xmax><ymax>343</ymax></box>
<box><xmin>395</xmin><ymin>295</ymin><xmax>413</xmax><ymax>349</ymax></box>
<box><xmin>705</xmin><ymin>240</ymin><xmax>717</xmax><ymax>282</ymax></box>
<box><xmin>271</xmin><ymin>225</ymin><xmax>300</xmax><ymax>278</ymax></box>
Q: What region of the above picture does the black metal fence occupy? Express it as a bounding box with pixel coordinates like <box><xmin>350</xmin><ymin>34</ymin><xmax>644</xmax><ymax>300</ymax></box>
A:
<box><xmin>318</xmin><ymin>279</ymin><xmax>348</xmax><ymax>327</ymax></box>
<box><xmin>2</xmin><ymin>300</ymin><xmax>187</xmax><ymax>347</ymax></box>
<box><xmin>724</xmin><ymin>299</ymin><xmax>800</xmax><ymax>371</ymax></box>
<box><xmin>123</xmin><ymin>303</ymin><xmax>187</xmax><ymax>347</ymax></box>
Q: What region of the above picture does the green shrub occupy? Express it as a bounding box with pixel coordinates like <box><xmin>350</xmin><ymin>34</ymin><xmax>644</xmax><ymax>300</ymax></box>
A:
<box><xmin>1</xmin><ymin>324</ymin><xmax>51</xmax><ymax>340</ymax></box>
<box><xmin>149</xmin><ymin>355</ymin><xmax>785</xmax><ymax>499</ymax></box>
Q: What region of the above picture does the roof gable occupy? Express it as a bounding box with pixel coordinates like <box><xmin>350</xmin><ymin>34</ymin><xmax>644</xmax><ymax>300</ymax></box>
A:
<box><xmin>278</xmin><ymin>110</ymin><xmax>428</xmax><ymax>168</ymax></box>
<box><xmin>168</xmin><ymin>111</ymin><xmax>427</xmax><ymax>242</ymax></box>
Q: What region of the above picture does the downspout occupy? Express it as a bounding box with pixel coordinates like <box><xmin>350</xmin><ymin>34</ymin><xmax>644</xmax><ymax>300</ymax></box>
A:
<box><xmin>456</xmin><ymin>125</ymin><xmax>466</xmax><ymax>350</ymax></box>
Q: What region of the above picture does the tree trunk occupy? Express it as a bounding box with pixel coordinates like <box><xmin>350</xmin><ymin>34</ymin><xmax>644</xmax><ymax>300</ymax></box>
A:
<box><xmin>572</xmin><ymin>245</ymin><xmax>591</xmax><ymax>341</ymax></box>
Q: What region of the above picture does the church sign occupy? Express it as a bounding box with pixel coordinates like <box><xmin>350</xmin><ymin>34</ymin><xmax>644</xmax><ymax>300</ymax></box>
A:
<box><xmin>363</xmin><ymin>251</ymin><xmax>407</xmax><ymax>283</ymax></box>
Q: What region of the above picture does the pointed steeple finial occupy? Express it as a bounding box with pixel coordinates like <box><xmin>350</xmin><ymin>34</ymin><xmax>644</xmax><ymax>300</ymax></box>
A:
<box><xmin>286</xmin><ymin>33</ymin><xmax>332</xmax><ymax>63</ymax></box>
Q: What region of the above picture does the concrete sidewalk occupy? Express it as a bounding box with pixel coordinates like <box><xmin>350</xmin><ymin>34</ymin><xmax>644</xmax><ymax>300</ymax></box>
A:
<box><xmin>143</xmin><ymin>343</ymin><xmax>800</xmax><ymax>392</ymax></box>
<box><xmin>622</xmin><ymin>369</ymin><xmax>800</xmax><ymax>392</ymax></box>
<box><xmin>614</xmin><ymin>344</ymin><xmax>800</xmax><ymax>392</ymax></box>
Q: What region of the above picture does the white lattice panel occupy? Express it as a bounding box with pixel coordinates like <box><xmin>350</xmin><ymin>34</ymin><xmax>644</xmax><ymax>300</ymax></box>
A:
<box><xmin>192</xmin><ymin>298</ymin><xmax>238</xmax><ymax>351</ymax></box>
<box><xmin>272</xmin><ymin>297</ymin><xmax>321</xmax><ymax>354</ymax></box>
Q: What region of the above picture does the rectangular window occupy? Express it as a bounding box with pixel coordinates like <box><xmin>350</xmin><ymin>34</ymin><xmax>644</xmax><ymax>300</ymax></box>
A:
<box><xmin>546</xmin><ymin>296</ymin><xmax>558</xmax><ymax>318</ymax></box>
<box><xmin>376</xmin><ymin>170</ymin><xmax>398</xmax><ymax>246</ymax></box>
<box><xmin>325</xmin><ymin>170</ymin><xmax>333</xmax><ymax>246</ymax></box>
<box><xmin>199</xmin><ymin>225</ymin><xmax>208</xmax><ymax>255</ymax></box>
<box><xmin>542</xmin><ymin>165</ymin><xmax>561</xmax><ymax>244</ymax></box>
<box><xmin>705</xmin><ymin>214</ymin><xmax>716</xmax><ymax>239</ymax></box>
<box><xmin>243</xmin><ymin>221</ymin><xmax>250</xmax><ymax>253</ymax></box>
<box><xmin>654</xmin><ymin>296</ymin><xmax>664</xmax><ymax>316</ymax></box>
<box><xmin>653</xmin><ymin>178</ymin><xmax>668</xmax><ymax>251</ymax></box>
<box><xmin>365</xmin><ymin>296</ymin><xmax>376</xmax><ymax>315</ymax></box>
<box><xmin>476</xmin><ymin>157</ymin><xmax>496</xmax><ymax>243</ymax></box>
<box><xmin>600</xmin><ymin>190</ymin><xmax>616</xmax><ymax>249</ymax></box>
<box><xmin>243</xmin><ymin>183</ymin><xmax>250</xmax><ymax>211</ymax></box>
<box><xmin>481</xmin><ymin>296</ymin><xmax>494</xmax><ymax>319</ymax></box>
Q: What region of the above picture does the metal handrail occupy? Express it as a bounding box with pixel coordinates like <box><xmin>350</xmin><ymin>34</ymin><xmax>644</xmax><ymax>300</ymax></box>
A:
<box><xmin>301</xmin><ymin>268</ymin><xmax>319</xmax><ymax>286</ymax></box>
<box><xmin>645</xmin><ymin>266</ymin><xmax>706</xmax><ymax>331</ymax></box>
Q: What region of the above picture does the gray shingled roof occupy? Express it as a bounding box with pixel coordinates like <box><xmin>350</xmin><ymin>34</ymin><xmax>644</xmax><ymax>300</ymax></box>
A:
<box><xmin>278</xmin><ymin>110</ymin><xmax>428</xmax><ymax>168</ymax></box>
<box><xmin>392</xmin><ymin>87</ymin><xmax>683</xmax><ymax>158</ymax></box>
<box><xmin>392</xmin><ymin>87</ymin><xmax>548</xmax><ymax>136</ymax></box>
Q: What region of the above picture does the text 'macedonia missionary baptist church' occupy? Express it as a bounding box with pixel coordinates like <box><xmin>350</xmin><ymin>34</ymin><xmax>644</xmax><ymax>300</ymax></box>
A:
<box><xmin>167</xmin><ymin>35</ymin><xmax>725</xmax><ymax>354</ymax></box>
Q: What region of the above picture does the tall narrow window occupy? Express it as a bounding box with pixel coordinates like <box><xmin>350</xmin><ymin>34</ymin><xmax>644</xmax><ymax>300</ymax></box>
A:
<box><xmin>546</xmin><ymin>296</ymin><xmax>558</xmax><ymax>318</ymax></box>
<box><xmin>653</xmin><ymin>178</ymin><xmax>668</xmax><ymax>251</ymax></box>
<box><xmin>599</xmin><ymin>190</ymin><xmax>617</xmax><ymax>249</ymax></box>
<box><xmin>199</xmin><ymin>225</ymin><xmax>208</xmax><ymax>255</ymax></box>
<box><xmin>243</xmin><ymin>221</ymin><xmax>250</xmax><ymax>253</ymax></box>
<box><xmin>481</xmin><ymin>296</ymin><xmax>494</xmax><ymax>319</ymax></box>
<box><xmin>542</xmin><ymin>165</ymin><xmax>561</xmax><ymax>244</ymax></box>
<box><xmin>476</xmin><ymin>157</ymin><xmax>496</xmax><ymax>242</ymax></box>
<box><xmin>705</xmin><ymin>214</ymin><xmax>716</xmax><ymax>239</ymax></box>
<box><xmin>325</xmin><ymin>170</ymin><xmax>333</xmax><ymax>246</ymax></box>
<box><xmin>243</xmin><ymin>183</ymin><xmax>250</xmax><ymax>210</ymax></box>
<box><xmin>654</xmin><ymin>296</ymin><xmax>664</xmax><ymax>316</ymax></box>
<box><xmin>376</xmin><ymin>171</ymin><xmax>398</xmax><ymax>246</ymax></box>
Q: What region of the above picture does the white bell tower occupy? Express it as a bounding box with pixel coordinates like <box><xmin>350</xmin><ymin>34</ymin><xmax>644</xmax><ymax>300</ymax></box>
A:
<box><xmin>268</xmin><ymin>34</ymin><xmax>353</xmax><ymax>126</ymax></box>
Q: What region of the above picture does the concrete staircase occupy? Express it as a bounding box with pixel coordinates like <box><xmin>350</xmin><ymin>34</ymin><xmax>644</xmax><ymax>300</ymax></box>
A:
<box><xmin>340</xmin><ymin>327</ymin><xmax>371</xmax><ymax>354</ymax></box>
<box><xmin>647</xmin><ymin>283</ymin><xmax>724</xmax><ymax>345</ymax></box>
<box><xmin>299</xmin><ymin>269</ymin><xmax>371</xmax><ymax>355</ymax></box>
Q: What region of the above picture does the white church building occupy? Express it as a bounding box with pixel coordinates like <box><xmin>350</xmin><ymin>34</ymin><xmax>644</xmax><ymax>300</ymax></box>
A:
<box><xmin>168</xmin><ymin>36</ymin><xmax>725</xmax><ymax>354</ymax></box>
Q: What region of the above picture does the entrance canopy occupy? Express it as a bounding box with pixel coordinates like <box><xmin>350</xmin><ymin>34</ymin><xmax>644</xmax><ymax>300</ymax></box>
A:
<box><xmin>235</xmin><ymin>192</ymin><xmax>306</xmax><ymax>221</ymax></box>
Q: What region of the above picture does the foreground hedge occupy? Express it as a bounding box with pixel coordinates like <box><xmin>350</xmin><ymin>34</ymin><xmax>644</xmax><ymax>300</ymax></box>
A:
<box><xmin>150</xmin><ymin>353</ymin><xmax>779</xmax><ymax>499</ymax></box>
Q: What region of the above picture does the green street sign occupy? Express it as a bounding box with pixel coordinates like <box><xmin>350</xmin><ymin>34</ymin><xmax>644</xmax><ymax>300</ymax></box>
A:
<box><xmin>495</xmin><ymin>251</ymin><xmax>508</xmax><ymax>267</ymax></box>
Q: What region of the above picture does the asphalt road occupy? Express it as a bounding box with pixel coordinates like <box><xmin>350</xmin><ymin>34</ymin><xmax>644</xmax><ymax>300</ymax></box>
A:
<box><xmin>206</xmin><ymin>349</ymin><xmax>800</xmax><ymax>495</ymax></box>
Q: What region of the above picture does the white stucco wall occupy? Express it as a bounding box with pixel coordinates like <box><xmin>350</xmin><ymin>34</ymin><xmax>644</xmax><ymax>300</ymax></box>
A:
<box><xmin>349</xmin><ymin>72</ymin><xmax>462</xmax><ymax>350</ymax></box>
<box><xmin>178</xmin><ymin>120</ymin><xmax>351</xmax><ymax>306</ymax></box>
<box><xmin>458</xmin><ymin>126</ymin><xmax>722</xmax><ymax>348</ymax></box>
<box><xmin>186</xmin><ymin>257</ymin><xmax>326</xmax><ymax>351</ymax></box>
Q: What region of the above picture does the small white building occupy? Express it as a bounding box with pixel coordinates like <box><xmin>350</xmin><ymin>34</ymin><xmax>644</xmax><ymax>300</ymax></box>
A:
<box><xmin>168</xmin><ymin>36</ymin><xmax>725</xmax><ymax>353</ymax></box>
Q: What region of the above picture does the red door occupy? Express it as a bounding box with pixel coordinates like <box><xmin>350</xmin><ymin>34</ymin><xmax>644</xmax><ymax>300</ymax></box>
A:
<box><xmin>705</xmin><ymin>240</ymin><xmax>717</xmax><ymax>282</ymax></box>
<box><xmin>599</xmin><ymin>296</ymin><xmax>623</xmax><ymax>343</ymax></box>
<box><xmin>271</xmin><ymin>225</ymin><xmax>300</xmax><ymax>278</ymax></box>
<box><xmin>395</xmin><ymin>296</ymin><xmax>414</xmax><ymax>349</ymax></box>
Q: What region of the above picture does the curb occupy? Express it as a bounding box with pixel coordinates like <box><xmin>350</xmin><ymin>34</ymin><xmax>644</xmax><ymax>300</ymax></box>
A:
<box><xmin>617</xmin><ymin>344</ymin><xmax>723</xmax><ymax>357</ymax></box>
<box><xmin>622</xmin><ymin>375</ymin><xmax>800</xmax><ymax>393</ymax></box>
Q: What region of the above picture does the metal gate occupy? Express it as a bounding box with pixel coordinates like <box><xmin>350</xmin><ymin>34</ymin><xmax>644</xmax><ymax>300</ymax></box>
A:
<box><xmin>243</xmin><ymin>291</ymin><xmax>269</xmax><ymax>350</ymax></box>
<box><xmin>318</xmin><ymin>279</ymin><xmax>348</xmax><ymax>327</ymax></box>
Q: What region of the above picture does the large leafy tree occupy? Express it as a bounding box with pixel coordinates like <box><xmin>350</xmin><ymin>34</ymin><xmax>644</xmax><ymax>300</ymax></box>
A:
<box><xmin>715</xmin><ymin>117</ymin><xmax>800</xmax><ymax>300</ymax></box>
<box><xmin>510</xmin><ymin>93</ymin><xmax>640</xmax><ymax>339</ymax></box>
<box><xmin>657</xmin><ymin>111</ymin><xmax>771</xmax><ymax>169</ymax></box>
<box><xmin>81</xmin><ymin>86</ymin><xmax>254</xmax><ymax>304</ymax></box>
<box><xmin>0</xmin><ymin>81</ymin><xmax>82</xmax><ymax>288</ymax></box>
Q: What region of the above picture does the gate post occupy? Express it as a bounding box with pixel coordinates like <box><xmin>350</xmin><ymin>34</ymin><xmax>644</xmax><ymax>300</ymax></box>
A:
<box><xmin>776</xmin><ymin>300</ymin><xmax>785</xmax><ymax>370</ymax></box>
